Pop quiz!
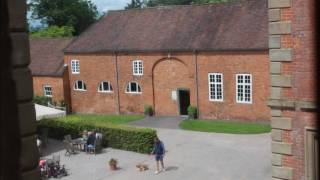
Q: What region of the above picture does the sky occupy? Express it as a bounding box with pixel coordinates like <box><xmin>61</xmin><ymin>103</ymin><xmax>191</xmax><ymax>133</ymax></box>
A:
<box><xmin>29</xmin><ymin>0</ymin><xmax>131</xmax><ymax>28</ymax></box>
<box><xmin>93</xmin><ymin>0</ymin><xmax>131</xmax><ymax>12</ymax></box>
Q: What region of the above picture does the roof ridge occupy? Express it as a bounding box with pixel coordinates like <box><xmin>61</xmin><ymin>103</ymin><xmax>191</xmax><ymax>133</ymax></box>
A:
<box><xmin>107</xmin><ymin>0</ymin><xmax>250</xmax><ymax>13</ymax></box>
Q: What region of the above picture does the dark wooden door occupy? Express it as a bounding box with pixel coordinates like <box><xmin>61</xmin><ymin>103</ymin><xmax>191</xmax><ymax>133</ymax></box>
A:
<box><xmin>178</xmin><ymin>90</ymin><xmax>190</xmax><ymax>115</ymax></box>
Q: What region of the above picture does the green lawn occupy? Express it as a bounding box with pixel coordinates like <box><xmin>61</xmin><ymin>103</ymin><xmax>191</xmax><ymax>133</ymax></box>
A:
<box><xmin>179</xmin><ymin>119</ymin><xmax>271</xmax><ymax>134</ymax></box>
<box><xmin>56</xmin><ymin>114</ymin><xmax>144</xmax><ymax>125</ymax></box>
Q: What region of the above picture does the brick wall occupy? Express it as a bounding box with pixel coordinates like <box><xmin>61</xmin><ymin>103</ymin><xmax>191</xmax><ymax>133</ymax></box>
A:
<box><xmin>65</xmin><ymin>51</ymin><xmax>269</xmax><ymax>121</ymax></box>
<box><xmin>64</xmin><ymin>54</ymin><xmax>117</xmax><ymax>113</ymax></box>
<box><xmin>269</xmin><ymin>0</ymin><xmax>317</xmax><ymax>179</ymax></box>
<box><xmin>32</xmin><ymin>76</ymin><xmax>64</xmax><ymax>103</ymax></box>
<box><xmin>197</xmin><ymin>52</ymin><xmax>270</xmax><ymax>122</ymax></box>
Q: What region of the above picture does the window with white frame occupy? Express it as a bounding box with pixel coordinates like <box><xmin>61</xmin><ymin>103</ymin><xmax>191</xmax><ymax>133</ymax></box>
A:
<box><xmin>236</xmin><ymin>74</ymin><xmax>252</xmax><ymax>103</ymax></box>
<box><xmin>132</xmin><ymin>60</ymin><xmax>143</xmax><ymax>75</ymax></box>
<box><xmin>43</xmin><ymin>85</ymin><xmax>52</xmax><ymax>97</ymax></box>
<box><xmin>208</xmin><ymin>73</ymin><xmax>223</xmax><ymax>101</ymax></box>
<box><xmin>71</xmin><ymin>60</ymin><xmax>80</xmax><ymax>74</ymax></box>
<box><xmin>74</xmin><ymin>80</ymin><xmax>87</xmax><ymax>91</ymax></box>
<box><xmin>98</xmin><ymin>81</ymin><xmax>113</xmax><ymax>92</ymax></box>
<box><xmin>126</xmin><ymin>82</ymin><xmax>141</xmax><ymax>93</ymax></box>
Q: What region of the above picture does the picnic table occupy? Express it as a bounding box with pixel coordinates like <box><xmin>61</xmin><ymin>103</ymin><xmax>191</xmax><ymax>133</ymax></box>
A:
<box><xmin>72</xmin><ymin>138</ymin><xmax>87</xmax><ymax>151</ymax></box>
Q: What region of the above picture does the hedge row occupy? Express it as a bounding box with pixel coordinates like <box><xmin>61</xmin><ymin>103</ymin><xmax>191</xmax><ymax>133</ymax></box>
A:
<box><xmin>38</xmin><ymin>119</ymin><xmax>157</xmax><ymax>154</ymax></box>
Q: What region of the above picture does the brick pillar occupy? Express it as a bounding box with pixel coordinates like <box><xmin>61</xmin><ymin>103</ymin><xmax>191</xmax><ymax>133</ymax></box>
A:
<box><xmin>8</xmin><ymin>0</ymin><xmax>40</xmax><ymax>179</ymax></box>
<box><xmin>268</xmin><ymin>0</ymin><xmax>294</xmax><ymax>179</ymax></box>
<box><xmin>269</xmin><ymin>0</ymin><xmax>317</xmax><ymax>179</ymax></box>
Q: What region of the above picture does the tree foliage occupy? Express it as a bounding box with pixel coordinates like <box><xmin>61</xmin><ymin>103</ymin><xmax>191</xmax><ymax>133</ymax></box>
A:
<box><xmin>29</xmin><ymin>0</ymin><xmax>98</xmax><ymax>35</ymax></box>
<box><xmin>125</xmin><ymin>0</ymin><xmax>231</xmax><ymax>9</ymax></box>
<box><xmin>30</xmin><ymin>26</ymin><xmax>74</xmax><ymax>38</ymax></box>
<box><xmin>125</xmin><ymin>0</ymin><xmax>145</xmax><ymax>9</ymax></box>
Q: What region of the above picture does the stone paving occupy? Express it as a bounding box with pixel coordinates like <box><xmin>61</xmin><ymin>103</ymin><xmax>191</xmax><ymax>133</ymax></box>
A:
<box><xmin>127</xmin><ymin>116</ymin><xmax>186</xmax><ymax>129</ymax></box>
<box><xmin>42</xmin><ymin>127</ymin><xmax>271</xmax><ymax>180</ymax></box>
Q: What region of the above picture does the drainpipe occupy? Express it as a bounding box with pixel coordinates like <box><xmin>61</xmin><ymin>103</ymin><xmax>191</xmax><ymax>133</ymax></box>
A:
<box><xmin>194</xmin><ymin>50</ymin><xmax>200</xmax><ymax>118</ymax></box>
<box><xmin>114</xmin><ymin>52</ymin><xmax>121</xmax><ymax>114</ymax></box>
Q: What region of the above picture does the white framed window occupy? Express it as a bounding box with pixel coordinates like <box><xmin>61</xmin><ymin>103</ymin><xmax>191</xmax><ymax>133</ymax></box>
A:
<box><xmin>74</xmin><ymin>80</ymin><xmax>87</xmax><ymax>91</ymax></box>
<box><xmin>236</xmin><ymin>74</ymin><xmax>252</xmax><ymax>104</ymax></box>
<box><xmin>98</xmin><ymin>81</ymin><xmax>113</xmax><ymax>93</ymax></box>
<box><xmin>208</xmin><ymin>73</ymin><xmax>223</xmax><ymax>101</ymax></box>
<box><xmin>132</xmin><ymin>60</ymin><xmax>143</xmax><ymax>75</ymax></box>
<box><xmin>71</xmin><ymin>60</ymin><xmax>80</xmax><ymax>74</ymax></box>
<box><xmin>126</xmin><ymin>81</ymin><xmax>141</xmax><ymax>94</ymax></box>
<box><xmin>43</xmin><ymin>85</ymin><xmax>52</xmax><ymax>97</ymax></box>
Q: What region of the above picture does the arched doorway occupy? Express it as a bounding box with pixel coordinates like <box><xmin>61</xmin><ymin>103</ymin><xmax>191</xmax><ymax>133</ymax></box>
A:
<box><xmin>152</xmin><ymin>58</ymin><xmax>192</xmax><ymax>116</ymax></box>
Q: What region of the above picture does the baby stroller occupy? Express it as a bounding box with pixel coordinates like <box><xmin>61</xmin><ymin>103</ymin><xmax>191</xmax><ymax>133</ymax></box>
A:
<box><xmin>40</xmin><ymin>155</ymin><xmax>68</xmax><ymax>179</ymax></box>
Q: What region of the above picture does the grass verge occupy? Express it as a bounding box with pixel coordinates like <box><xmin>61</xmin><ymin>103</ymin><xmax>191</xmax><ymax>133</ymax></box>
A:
<box><xmin>179</xmin><ymin>119</ymin><xmax>271</xmax><ymax>134</ymax></box>
<box><xmin>56</xmin><ymin>114</ymin><xmax>144</xmax><ymax>124</ymax></box>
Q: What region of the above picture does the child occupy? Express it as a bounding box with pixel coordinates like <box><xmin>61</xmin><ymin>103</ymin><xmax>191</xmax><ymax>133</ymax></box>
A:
<box><xmin>151</xmin><ymin>136</ymin><xmax>165</xmax><ymax>174</ymax></box>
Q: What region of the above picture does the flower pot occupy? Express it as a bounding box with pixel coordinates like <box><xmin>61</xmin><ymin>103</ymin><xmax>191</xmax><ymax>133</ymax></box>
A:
<box><xmin>109</xmin><ymin>164</ymin><xmax>117</xmax><ymax>171</ymax></box>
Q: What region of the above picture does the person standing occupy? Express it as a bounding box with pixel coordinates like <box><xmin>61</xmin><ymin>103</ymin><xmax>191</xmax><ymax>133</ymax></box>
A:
<box><xmin>151</xmin><ymin>136</ymin><xmax>165</xmax><ymax>174</ymax></box>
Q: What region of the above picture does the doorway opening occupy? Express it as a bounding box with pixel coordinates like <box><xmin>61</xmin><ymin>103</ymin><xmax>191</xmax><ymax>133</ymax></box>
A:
<box><xmin>178</xmin><ymin>89</ymin><xmax>190</xmax><ymax>115</ymax></box>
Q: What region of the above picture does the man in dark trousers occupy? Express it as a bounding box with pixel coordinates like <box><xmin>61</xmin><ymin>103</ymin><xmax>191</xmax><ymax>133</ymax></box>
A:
<box><xmin>151</xmin><ymin>136</ymin><xmax>165</xmax><ymax>174</ymax></box>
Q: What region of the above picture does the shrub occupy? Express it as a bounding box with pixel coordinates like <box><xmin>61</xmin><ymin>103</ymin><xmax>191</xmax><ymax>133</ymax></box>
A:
<box><xmin>144</xmin><ymin>105</ymin><xmax>153</xmax><ymax>116</ymax></box>
<box><xmin>33</xmin><ymin>95</ymin><xmax>52</xmax><ymax>106</ymax></box>
<box><xmin>37</xmin><ymin>119</ymin><xmax>156</xmax><ymax>154</ymax></box>
<box><xmin>187</xmin><ymin>106</ymin><xmax>197</xmax><ymax>119</ymax></box>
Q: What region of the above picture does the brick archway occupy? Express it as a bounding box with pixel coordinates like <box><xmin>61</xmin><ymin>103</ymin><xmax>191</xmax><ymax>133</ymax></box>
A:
<box><xmin>152</xmin><ymin>58</ymin><xmax>192</xmax><ymax>116</ymax></box>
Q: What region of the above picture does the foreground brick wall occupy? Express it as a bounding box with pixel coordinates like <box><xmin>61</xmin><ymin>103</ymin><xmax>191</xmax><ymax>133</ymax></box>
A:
<box><xmin>65</xmin><ymin>51</ymin><xmax>269</xmax><ymax>121</ymax></box>
<box><xmin>269</xmin><ymin>0</ymin><xmax>317</xmax><ymax>179</ymax></box>
<box><xmin>8</xmin><ymin>0</ymin><xmax>40</xmax><ymax>179</ymax></box>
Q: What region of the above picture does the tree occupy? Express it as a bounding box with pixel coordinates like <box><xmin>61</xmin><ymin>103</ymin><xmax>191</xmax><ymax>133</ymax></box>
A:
<box><xmin>29</xmin><ymin>0</ymin><xmax>98</xmax><ymax>35</ymax></box>
<box><xmin>125</xmin><ymin>0</ymin><xmax>144</xmax><ymax>9</ymax></box>
<box><xmin>30</xmin><ymin>26</ymin><xmax>74</xmax><ymax>38</ymax></box>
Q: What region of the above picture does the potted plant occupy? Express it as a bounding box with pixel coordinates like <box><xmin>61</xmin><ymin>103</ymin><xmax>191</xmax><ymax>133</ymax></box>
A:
<box><xmin>187</xmin><ymin>105</ymin><xmax>197</xmax><ymax>119</ymax></box>
<box><xmin>109</xmin><ymin>158</ymin><xmax>118</xmax><ymax>170</ymax></box>
<box><xmin>144</xmin><ymin>105</ymin><xmax>153</xmax><ymax>116</ymax></box>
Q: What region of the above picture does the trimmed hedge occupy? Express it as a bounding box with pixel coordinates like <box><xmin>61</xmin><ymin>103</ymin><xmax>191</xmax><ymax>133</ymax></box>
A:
<box><xmin>38</xmin><ymin>119</ymin><xmax>157</xmax><ymax>154</ymax></box>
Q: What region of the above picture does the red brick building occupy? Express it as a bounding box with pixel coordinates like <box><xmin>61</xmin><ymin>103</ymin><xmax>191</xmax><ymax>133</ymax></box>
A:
<box><xmin>29</xmin><ymin>38</ymin><xmax>72</xmax><ymax>110</ymax></box>
<box><xmin>64</xmin><ymin>1</ymin><xmax>270</xmax><ymax>122</ymax></box>
<box><xmin>268</xmin><ymin>0</ymin><xmax>318</xmax><ymax>179</ymax></box>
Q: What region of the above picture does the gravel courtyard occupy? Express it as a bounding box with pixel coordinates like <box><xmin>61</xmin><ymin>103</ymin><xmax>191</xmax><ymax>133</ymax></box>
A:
<box><xmin>43</xmin><ymin>128</ymin><xmax>271</xmax><ymax>180</ymax></box>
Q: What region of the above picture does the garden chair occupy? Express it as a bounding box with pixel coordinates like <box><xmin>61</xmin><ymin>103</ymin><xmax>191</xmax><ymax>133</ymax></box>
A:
<box><xmin>63</xmin><ymin>140</ymin><xmax>76</xmax><ymax>156</ymax></box>
<box><xmin>64</xmin><ymin>135</ymin><xmax>72</xmax><ymax>142</ymax></box>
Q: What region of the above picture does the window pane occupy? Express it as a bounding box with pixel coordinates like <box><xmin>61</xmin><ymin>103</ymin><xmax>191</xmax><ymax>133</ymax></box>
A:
<box><xmin>78</xmin><ymin>81</ymin><xmax>83</xmax><ymax>89</ymax></box>
<box><xmin>131</xmin><ymin>82</ymin><xmax>137</xmax><ymax>92</ymax></box>
<box><xmin>103</xmin><ymin>82</ymin><xmax>109</xmax><ymax>91</ymax></box>
<box><xmin>138</xmin><ymin>85</ymin><xmax>141</xmax><ymax>92</ymax></box>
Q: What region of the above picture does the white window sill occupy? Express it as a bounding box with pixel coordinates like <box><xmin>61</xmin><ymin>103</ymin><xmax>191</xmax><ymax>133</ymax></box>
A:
<box><xmin>133</xmin><ymin>74</ymin><xmax>143</xmax><ymax>76</ymax></box>
<box><xmin>72</xmin><ymin>72</ymin><xmax>80</xmax><ymax>74</ymax></box>
<box><xmin>236</xmin><ymin>101</ymin><xmax>252</xmax><ymax>104</ymax></box>
<box><xmin>125</xmin><ymin>92</ymin><xmax>142</xmax><ymax>94</ymax></box>
<box><xmin>98</xmin><ymin>91</ymin><xmax>113</xmax><ymax>93</ymax></box>
<box><xmin>74</xmin><ymin>89</ymin><xmax>87</xmax><ymax>92</ymax></box>
<box><xmin>209</xmin><ymin>99</ymin><xmax>224</xmax><ymax>102</ymax></box>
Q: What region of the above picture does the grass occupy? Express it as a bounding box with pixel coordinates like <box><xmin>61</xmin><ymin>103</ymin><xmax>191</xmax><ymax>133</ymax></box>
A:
<box><xmin>55</xmin><ymin>114</ymin><xmax>144</xmax><ymax>125</ymax></box>
<box><xmin>179</xmin><ymin>119</ymin><xmax>271</xmax><ymax>134</ymax></box>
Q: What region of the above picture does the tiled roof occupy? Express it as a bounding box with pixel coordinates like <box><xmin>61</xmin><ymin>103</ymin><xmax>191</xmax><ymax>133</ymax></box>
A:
<box><xmin>29</xmin><ymin>38</ymin><xmax>73</xmax><ymax>76</ymax></box>
<box><xmin>65</xmin><ymin>0</ymin><xmax>267</xmax><ymax>53</ymax></box>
